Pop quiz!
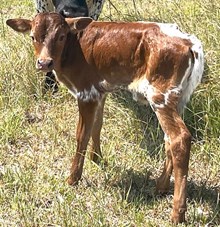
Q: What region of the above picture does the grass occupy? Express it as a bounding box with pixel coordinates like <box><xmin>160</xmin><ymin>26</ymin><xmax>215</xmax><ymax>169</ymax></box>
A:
<box><xmin>0</xmin><ymin>0</ymin><xmax>220</xmax><ymax>226</ymax></box>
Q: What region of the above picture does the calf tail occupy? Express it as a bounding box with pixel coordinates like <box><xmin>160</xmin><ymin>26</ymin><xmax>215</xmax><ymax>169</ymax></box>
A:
<box><xmin>178</xmin><ymin>36</ymin><xmax>204</xmax><ymax>113</ymax></box>
<box><xmin>189</xmin><ymin>35</ymin><xmax>204</xmax><ymax>93</ymax></box>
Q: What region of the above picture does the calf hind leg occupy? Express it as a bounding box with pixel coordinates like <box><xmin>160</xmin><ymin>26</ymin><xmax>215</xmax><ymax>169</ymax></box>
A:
<box><xmin>155</xmin><ymin>106</ymin><xmax>191</xmax><ymax>224</ymax></box>
<box><xmin>156</xmin><ymin>140</ymin><xmax>173</xmax><ymax>194</ymax></box>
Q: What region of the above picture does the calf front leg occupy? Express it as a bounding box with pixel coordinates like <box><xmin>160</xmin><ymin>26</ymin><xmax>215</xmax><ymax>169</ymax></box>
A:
<box><xmin>68</xmin><ymin>100</ymin><xmax>98</xmax><ymax>186</ymax></box>
<box><xmin>155</xmin><ymin>106</ymin><xmax>191</xmax><ymax>224</ymax></box>
<box><xmin>90</xmin><ymin>95</ymin><xmax>106</xmax><ymax>164</ymax></box>
<box><xmin>170</xmin><ymin>131</ymin><xmax>191</xmax><ymax>224</ymax></box>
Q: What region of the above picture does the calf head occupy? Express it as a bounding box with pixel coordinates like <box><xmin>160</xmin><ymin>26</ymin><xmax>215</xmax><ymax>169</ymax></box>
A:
<box><xmin>52</xmin><ymin>0</ymin><xmax>89</xmax><ymax>18</ymax></box>
<box><xmin>6</xmin><ymin>13</ymin><xmax>92</xmax><ymax>72</ymax></box>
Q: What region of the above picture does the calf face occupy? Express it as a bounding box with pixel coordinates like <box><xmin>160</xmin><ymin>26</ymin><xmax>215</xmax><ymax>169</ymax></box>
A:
<box><xmin>6</xmin><ymin>13</ymin><xmax>204</xmax><ymax>224</ymax></box>
<box><xmin>7</xmin><ymin>14</ymin><xmax>92</xmax><ymax>73</ymax></box>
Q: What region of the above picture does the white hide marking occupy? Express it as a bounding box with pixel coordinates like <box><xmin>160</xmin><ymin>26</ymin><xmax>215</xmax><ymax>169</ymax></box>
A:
<box><xmin>69</xmin><ymin>85</ymin><xmax>102</xmax><ymax>102</ymax></box>
<box><xmin>77</xmin><ymin>85</ymin><xmax>102</xmax><ymax>102</ymax></box>
<box><xmin>68</xmin><ymin>85</ymin><xmax>102</xmax><ymax>102</ymax></box>
<box><xmin>163</xmin><ymin>87</ymin><xmax>181</xmax><ymax>106</ymax></box>
<box><xmin>53</xmin><ymin>70</ymin><xmax>102</xmax><ymax>102</ymax></box>
<box><xmin>99</xmin><ymin>80</ymin><xmax>117</xmax><ymax>92</ymax></box>
<box><xmin>181</xmin><ymin>41</ymin><xmax>204</xmax><ymax>111</ymax></box>
<box><xmin>164</xmin><ymin>133</ymin><xmax>170</xmax><ymax>142</ymax></box>
<box><xmin>157</xmin><ymin>23</ymin><xmax>188</xmax><ymax>39</ymax></box>
<box><xmin>129</xmin><ymin>78</ymin><xmax>165</xmax><ymax>110</ymax></box>
<box><xmin>69</xmin><ymin>86</ymin><xmax>78</xmax><ymax>99</ymax></box>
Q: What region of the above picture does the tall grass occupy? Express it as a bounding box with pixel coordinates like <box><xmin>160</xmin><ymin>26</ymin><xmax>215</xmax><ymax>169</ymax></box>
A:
<box><xmin>0</xmin><ymin>0</ymin><xmax>219</xmax><ymax>226</ymax></box>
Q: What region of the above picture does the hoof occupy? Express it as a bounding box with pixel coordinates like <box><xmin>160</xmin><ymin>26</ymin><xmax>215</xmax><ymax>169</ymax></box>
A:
<box><xmin>155</xmin><ymin>185</ymin><xmax>170</xmax><ymax>195</ymax></box>
<box><xmin>155</xmin><ymin>180</ymin><xmax>170</xmax><ymax>195</ymax></box>
<box><xmin>171</xmin><ymin>209</ymin><xmax>186</xmax><ymax>224</ymax></box>
<box><xmin>67</xmin><ymin>176</ymin><xmax>80</xmax><ymax>186</ymax></box>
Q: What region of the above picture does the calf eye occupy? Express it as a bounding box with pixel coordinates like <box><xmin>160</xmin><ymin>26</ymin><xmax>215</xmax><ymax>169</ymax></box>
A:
<box><xmin>59</xmin><ymin>34</ymin><xmax>65</xmax><ymax>42</ymax></box>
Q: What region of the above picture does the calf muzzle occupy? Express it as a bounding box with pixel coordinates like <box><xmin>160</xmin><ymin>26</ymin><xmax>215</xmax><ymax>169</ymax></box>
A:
<box><xmin>36</xmin><ymin>58</ymin><xmax>54</xmax><ymax>72</ymax></box>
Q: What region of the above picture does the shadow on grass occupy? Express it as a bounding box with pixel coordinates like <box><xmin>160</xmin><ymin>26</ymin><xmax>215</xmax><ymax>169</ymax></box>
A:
<box><xmin>111</xmin><ymin>90</ymin><xmax>164</xmax><ymax>159</ymax></box>
<box><xmin>111</xmin><ymin>168</ymin><xmax>156</xmax><ymax>203</ymax></box>
<box><xmin>112</xmin><ymin>167</ymin><xmax>219</xmax><ymax>224</ymax></box>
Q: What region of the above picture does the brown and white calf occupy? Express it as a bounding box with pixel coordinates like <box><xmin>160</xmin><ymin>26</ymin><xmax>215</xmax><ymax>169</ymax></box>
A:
<box><xmin>6</xmin><ymin>13</ymin><xmax>204</xmax><ymax>223</ymax></box>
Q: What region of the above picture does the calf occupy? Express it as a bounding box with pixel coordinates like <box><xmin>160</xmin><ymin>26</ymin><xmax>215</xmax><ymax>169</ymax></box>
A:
<box><xmin>6</xmin><ymin>13</ymin><xmax>204</xmax><ymax>224</ymax></box>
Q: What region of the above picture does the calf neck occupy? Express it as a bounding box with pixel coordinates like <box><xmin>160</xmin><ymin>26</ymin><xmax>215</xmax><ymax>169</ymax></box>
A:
<box><xmin>6</xmin><ymin>13</ymin><xmax>204</xmax><ymax>224</ymax></box>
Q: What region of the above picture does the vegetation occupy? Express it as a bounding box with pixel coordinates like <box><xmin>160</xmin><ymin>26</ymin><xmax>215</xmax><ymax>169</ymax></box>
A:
<box><xmin>0</xmin><ymin>0</ymin><xmax>219</xmax><ymax>226</ymax></box>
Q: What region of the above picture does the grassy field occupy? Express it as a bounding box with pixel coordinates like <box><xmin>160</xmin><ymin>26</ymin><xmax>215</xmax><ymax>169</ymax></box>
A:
<box><xmin>0</xmin><ymin>0</ymin><xmax>220</xmax><ymax>226</ymax></box>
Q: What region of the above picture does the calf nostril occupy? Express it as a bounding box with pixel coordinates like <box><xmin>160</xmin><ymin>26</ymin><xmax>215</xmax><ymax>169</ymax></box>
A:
<box><xmin>37</xmin><ymin>59</ymin><xmax>44</xmax><ymax>69</ymax></box>
<box><xmin>37</xmin><ymin>59</ymin><xmax>43</xmax><ymax>66</ymax></box>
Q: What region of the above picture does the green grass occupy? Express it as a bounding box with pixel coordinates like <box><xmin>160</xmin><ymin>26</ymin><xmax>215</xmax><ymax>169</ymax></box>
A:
<box><xmin>0</xmin><ymin>0</ymin><xmax>220</xmax><ymax>226</ymax></box>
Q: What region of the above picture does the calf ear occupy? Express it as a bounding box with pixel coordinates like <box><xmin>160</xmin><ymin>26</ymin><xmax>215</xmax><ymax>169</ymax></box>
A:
<box><xmin>66</xmin><ymin>17</ymin><xmax>93</xmax><ymax>31</ymax></box>
<box><xmin>6</xmin><ymin>19</ymin><xmax>32</xmax><ymax>33</ymax></box>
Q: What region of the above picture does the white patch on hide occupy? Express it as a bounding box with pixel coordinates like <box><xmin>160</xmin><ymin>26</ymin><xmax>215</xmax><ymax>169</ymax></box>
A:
<box><xmin>77</xmin><ymin>85</ymin><xmax>102</xmax><ymax>102</ymax></box>
<box><xmin>128</xmin><ymin>78</ymin><xmax>165</xmax><ymax>110</ymax></box>
<box><xmin>163</xmin><ymin>87</ymin><xmax>181</xmax><ymax>106</ymax></box>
